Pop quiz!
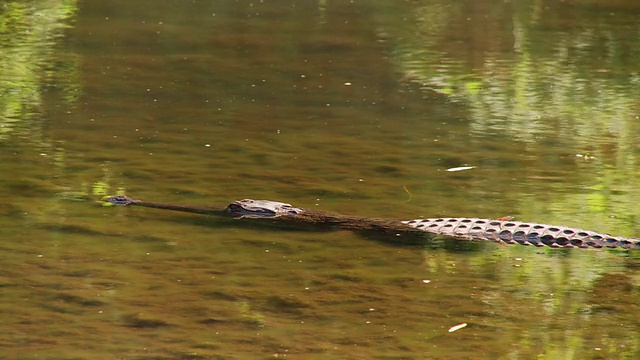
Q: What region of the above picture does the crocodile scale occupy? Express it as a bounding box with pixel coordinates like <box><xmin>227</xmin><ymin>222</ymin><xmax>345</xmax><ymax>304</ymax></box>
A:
<box><xmin>402</xmin><ymin>217</ymin><xmax>640</xmax><ymax>249</ymax></box>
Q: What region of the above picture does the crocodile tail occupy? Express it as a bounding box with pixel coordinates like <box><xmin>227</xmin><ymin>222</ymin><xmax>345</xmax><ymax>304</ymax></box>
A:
<box><xmin>402</xmin><ymin>218</ymin><xmax>640</xmax><ymax>249</ymax></box>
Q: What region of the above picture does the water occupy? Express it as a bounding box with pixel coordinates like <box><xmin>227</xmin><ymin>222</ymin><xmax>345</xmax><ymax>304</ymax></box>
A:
<box><xmin>1</xmin><ymin>0</ymin><xmax>639</xmax><ymax>358</ymax></box>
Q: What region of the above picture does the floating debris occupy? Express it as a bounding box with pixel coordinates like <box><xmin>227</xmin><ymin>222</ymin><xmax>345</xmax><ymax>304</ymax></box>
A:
<box><xmin>446</xmin><ymin>166</ymin><xmax>476</xmax><ymax>172</ymax></box>
<box><xmin>448</xmin><ymin>322</ymin><xmax>468</xmax><ymax>333</ymax></box>
<box><xmin>575</xmin><ymin>154</ymin><xmax>596</xmax><ymax>160</ymax></box>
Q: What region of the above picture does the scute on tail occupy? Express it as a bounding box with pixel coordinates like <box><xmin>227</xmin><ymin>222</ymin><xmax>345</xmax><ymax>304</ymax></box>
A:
<box><xmin>402</xmin><ymin>218</ymin><xmax>640</xmax><ymax>249</ymax></box>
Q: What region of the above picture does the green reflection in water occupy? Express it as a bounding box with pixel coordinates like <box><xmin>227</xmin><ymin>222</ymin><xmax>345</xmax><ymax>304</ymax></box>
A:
<box><xmin>0</xmin><ymin>0</ymin><xmax>79</xmax><ymax>141</ymax></box>
<box><xmin>422</xmin><ymin>246</ymin><xmax>639</xmax><ymax>359</ymax></box>
<box><xmin>382</xmin><ymin>0</ymin><xmax>640</xmax><ymax>236</ymax></box>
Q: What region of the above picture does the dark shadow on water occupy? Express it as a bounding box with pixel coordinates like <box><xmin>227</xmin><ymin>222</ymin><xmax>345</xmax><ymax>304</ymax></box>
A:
<box><xmin>155</xmin><ymin>213</ymin><xmax>489</xmax><ymax>251</ymax></box>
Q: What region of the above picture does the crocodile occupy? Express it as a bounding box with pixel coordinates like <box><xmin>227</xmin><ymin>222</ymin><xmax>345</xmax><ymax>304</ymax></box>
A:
<box><xmin>106</xmin><ymin>195</ymin><xmax>640</xmax><ymax>250</ymax></box>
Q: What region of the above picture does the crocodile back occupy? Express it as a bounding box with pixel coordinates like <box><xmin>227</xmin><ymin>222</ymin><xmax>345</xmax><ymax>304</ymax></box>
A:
<box><xmin>402</xmin><ymin>218</ymin><xmax>640</xmax><ymax>249</ymax></box>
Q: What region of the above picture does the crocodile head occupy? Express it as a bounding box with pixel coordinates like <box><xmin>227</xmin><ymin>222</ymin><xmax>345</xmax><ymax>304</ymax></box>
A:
<box><xmin>105</xmin><ymin>195</ymin><xmax>139</xmax><ymax>206</ymax></box>
<box><xmin>225</xmin><ymin>199</ymin><xmax>304</xmax><ymax>218</ymax></box>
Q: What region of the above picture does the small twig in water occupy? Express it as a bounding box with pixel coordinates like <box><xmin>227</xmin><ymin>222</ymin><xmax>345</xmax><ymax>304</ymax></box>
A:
<box><xmin>401</xmin><ymin>185</ymin><xmax>412</xmax><ymax>203</ymax></box>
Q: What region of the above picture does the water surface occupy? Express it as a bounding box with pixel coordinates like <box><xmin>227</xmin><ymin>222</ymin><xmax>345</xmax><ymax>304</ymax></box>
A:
<box><xmin>1</xmin><ymin>1</ymin><xmax>639</xmax><ymax>359</ymax></box>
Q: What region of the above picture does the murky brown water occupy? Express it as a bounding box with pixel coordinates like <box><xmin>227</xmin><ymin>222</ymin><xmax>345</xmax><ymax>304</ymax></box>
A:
<box><xmin>1</xmin><ymin>0</ymin><xmax>639</xmax><ymax>359</ymax></box>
